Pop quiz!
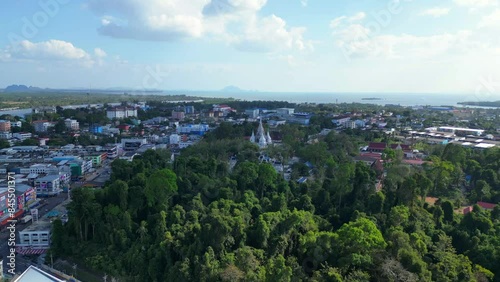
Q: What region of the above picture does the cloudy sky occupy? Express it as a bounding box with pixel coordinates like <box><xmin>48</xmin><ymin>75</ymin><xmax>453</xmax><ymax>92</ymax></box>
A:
<box><xmin>1</xmin><ymin>0</ymin><xmax>500</xmax><ymax>94</ymax></box>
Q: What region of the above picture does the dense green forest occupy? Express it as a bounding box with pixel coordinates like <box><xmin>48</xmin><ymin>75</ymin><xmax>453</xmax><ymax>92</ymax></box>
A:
<box><xmin>51</xmin><ymin>123</ymin><xmax>500</xmax><ymax>281</ymax></box>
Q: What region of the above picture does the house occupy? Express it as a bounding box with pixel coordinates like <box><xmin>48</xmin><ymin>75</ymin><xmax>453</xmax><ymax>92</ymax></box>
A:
<box><xmin>463</xmin><ymin>202</ymin><xmax>497</xmax><ymax>214</ymax></box>
<box><xmin>332</xmin><ymin>115</ymin><xmax>351</xmax><ymax>126</ymax></box>
<box><xmin>366</xmin><ymin>142</ymin><xmax>411</xmax><ymax>153</ymax></box>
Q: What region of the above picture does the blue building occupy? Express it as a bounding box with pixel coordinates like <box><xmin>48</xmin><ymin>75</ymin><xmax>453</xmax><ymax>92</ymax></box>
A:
<box><xmin>90</xmin><ymin>124</ymin><xmax>103</xmax><ymax>134</ymax></box>
<box><xmin>185</xmin><ymin>105</ymin><xmax>195</xmax><ymax>114</ymax></box>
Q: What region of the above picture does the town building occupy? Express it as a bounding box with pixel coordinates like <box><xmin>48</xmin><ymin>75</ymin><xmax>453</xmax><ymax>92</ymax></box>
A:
<box><xmin>12</xmin><ymin>265</ymin><xmax>65</xmax><ymax>282</ymax></box>
<box><xmin>185</xmin><ymin>105</ymin><xmax>195</xmax><ymax>114</ymax></box>
<box><xmin>33</xmin><ymin>121</ymin><xmax>53</xmax><ymax>132</ymax></box>
<box><xmin>121</xmin><ymin>138</ymin><xmax>147</xmax><ymax>151</ymax></box>
<box><xmin>106</xmin><ymin>106</ymin><xmax>138</xmax><ymax>119</ymax></box>
<box><xmin>0</xmin><ymin>120</ymin><xmax>11</xmax><ymax>132</ymax></box>
<box><xmin>250</xmin><ymin>119</ymin><xmax>273</xmax><ymax>148</ymax></box>
<box><xmin>34</xmin><ymin>174</ymin><xmax>62</xmax><ymax>197</ymax></box>
<box><xmin>177</xmin><ymin>124</ymin><xmax>209</xmax><ymax>135</ymax></box>
<box><xmin>90</xmin><ymin>124</ymin><xmax>103</xmax><ymax>134</ymax></box>
<box><xmin>12</xmin><ymin>132</ymin><xmax>32</xmax><ymax>141</ymax></box>
<box><xmin>172</xmin><ymin>110</ymin><xmax>186</xmax><ymax>121</ymax></box>
<box><xmin>276</xmin><ymin>108</ymin><xmax>295</xmax><ymax>116</ymax></box>
<box><xmin>0</xmin><ymin>132</ymin><xmax>12</xmax><ymax>139</ymax></box>
<box><xmin>64</xmin><ymin>119</ymin><xmax>79</xmax><ymax>130</ymax></box>
<box><xmin>245</xmin><ymin>109</ymin><xmax>260</xmax><ymax>119</ymax></box>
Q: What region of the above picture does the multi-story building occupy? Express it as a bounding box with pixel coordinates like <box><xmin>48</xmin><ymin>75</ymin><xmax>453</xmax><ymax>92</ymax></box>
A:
<box><xmin>106</xmin><ymin>107</ymin><xmax>138</xmax><ymax>120</ymax></box>
<box><xmin>90</xmin><ymin>124</ymin><xmax>103</xmax><ymax>134</ymax></box>
<box><xmin>276</xmin><ymin>108</ymin><xmax>295</xmax><ymax>116</ymax></box>
<box><xmin>0</xmin><ymin>132</ymin><xmax>12</xmax><ymax>139</ymax></box>
<box><xmin>33</xmin><ymin>121</ymin><xmax>53</xmax><ymax>132</ymax></box>
<box><xmin>177</xmin><ymin>124</ymin><xmax>209</xmax><ymax>135</ymax></box>
<box><xmin>11</xmin><ymin>121</ymin><xmax>22</xmax><ymax>128</ymax></box>
<box><xmin>34</xmin><ymin>175</ymin><xmax>62</xmax><ymax>196</ymax></box>
<box><xmin>12</xmin><ymin>132</ymin><xmax>32</xmax><ymax>141</ymax></box>
<box><xmin>64</xmin><ymin>119</ymin><xmax>79</xmax><ymax>130</ymax></box>
<box><xmin>185</xmin><ymin>105</ymin><xmax>195</xmax><ymax>114</ymax></box>
<box><xmin>0</xmin><ymin>120</ymin><xmax>11</xmax><ymax>132</ymax></box>
<box><xmin>18</xmin><ymin>220</ymin><xmax>52</xmax><ymax>249</ymax></box>
<box><xmin>172</xmin><ymin>110</ymin><xmax>185</xmax><ymax>121</ymax></box>
<box><xmin>121</xmin><ymin>138</ymin><xmax>147</xmax><ymax>151</ymax></box>
<box><xmin>245</xmin><ymin>109</ymin><xmax>260</xmax><ymax>119</ymax></box>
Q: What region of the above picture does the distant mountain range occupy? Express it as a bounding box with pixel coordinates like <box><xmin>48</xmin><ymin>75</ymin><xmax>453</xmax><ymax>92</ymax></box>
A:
<box><xmin>4</xmin><ymin>84</ymin><xmax>45</xmax><ymax>92</ymax></box>
<box><xmin>1</xmin><ymin>84</ymin><xmax>257</xmax><ymax>94</ymax></box>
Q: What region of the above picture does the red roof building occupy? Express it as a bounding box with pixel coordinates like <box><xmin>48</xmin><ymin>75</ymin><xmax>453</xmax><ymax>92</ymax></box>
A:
<box><xmin>477</xmin><ymin>201</ymin><xmax>497</xmax><ymax>210</ymax></box>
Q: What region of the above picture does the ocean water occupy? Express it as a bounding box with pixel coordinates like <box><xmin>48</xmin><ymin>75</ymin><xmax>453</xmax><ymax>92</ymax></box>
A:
<box><xmin>0</xmin><ymin>92</ymin><xmax>496</xmax><ymax>118</ymax></box>
<box><xmin>183</xmin><ymin>92</ymin><xmax>487</xmax><ymax>107</ymax></box>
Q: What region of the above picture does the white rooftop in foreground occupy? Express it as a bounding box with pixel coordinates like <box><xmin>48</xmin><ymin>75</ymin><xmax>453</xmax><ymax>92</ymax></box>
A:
<box><xmin>13</xmin><ymin>265</ymin><xmax>65</xmax><ymax>282</ymax></box>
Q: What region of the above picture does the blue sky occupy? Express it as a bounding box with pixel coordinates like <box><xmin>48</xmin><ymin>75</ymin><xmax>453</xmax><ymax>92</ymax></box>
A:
<box><xmin>1</xmin><ymin>0</ymin><xmax>500</xmax><ymax>96</ymax></box>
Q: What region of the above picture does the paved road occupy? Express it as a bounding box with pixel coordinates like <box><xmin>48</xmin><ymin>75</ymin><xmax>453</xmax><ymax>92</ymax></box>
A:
<box><xmin>0</xmin><ymin>193</ymin><xmax>67</xmax><ymax>275</ymax></box>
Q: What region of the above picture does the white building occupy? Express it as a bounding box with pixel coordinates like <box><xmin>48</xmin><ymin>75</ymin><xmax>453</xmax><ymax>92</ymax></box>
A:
<box><xmin>250</xmin><ymin>119</ymin><xmax>273</xmax><ymax>148</ymax></box>
<box><xmin>169</xmin><ymin>134</ymin><xmax>180</xmax><ymax>145</ymax></box>
<box><xmin>12</xmin><ymin>132</ymin><xmax>32</xmax><ymax>141</ymax></box>
<box><xmin>18</xmin><ymin>220</ymin><xmax>52</xmax><ymax>249</ymax></box>
<box><xmin>33</xmin><ymin>121</ymin><xmax>53</xmax><ymax>132</ymax></box>
<box><xmin>34</xmin><ymin>175</ymin><xmax>62</xmax><ymax>196</ymax></box>
<box><xmin>277</xmin><ymin>108</ymin><xmax>295</xmax><ymax>116</ymax></box>
<box><xmin>12</xmin><ymin>265</ymin><xmax>65</xmax><ymax>282</ymax></box>
<box><xmin>0</xmin><ymin>132</ymin><xmax>12</xmax><ymax>139</ymax></box>
<box><xmin>106</xmin><ymin>107</ymin><xmax>138</xmax><ymax>119</ymax></box>
<box><xmin>245</xmin><ymin>109</ymin><xmax>260</xmax><ymax>119</ymax></box>
<box><xmin>11</xmin><ymin>121</ymin><xmax>22</xmax><ymax>128</ymax></box>
<box><xmin>64</xmin><ymin>119</ymin><xmax>79</xmax><ymax>130</ymax></box>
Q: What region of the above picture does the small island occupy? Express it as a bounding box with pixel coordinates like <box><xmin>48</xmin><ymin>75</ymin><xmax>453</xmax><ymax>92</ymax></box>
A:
<box><xmin>362</xmin><ymin>97</ymin><xmax>383</xmax><ymax>101</ymax></box>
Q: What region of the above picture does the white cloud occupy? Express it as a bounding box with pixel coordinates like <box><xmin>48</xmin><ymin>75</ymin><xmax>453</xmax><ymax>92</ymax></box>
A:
<box><xmin>1</xmin><ymin>40</ymin><xmax>106</xmax><ymax>67</ymax></box>
<box><xmin>331</xmin><ymin>13</ymin><xmax>474</xmax><ymax>59</ymax></box>
<box><xmin>454</xmin><ymin>0</ymin><xmax>498</xmax><ymax>7</ymax></box>
<box><xmin>231</xmin><ymin>15</ymin><xmax>313</xmax><ymax>53</ymax></box>
<box><xmin>454</xmin><ymin>0</ymin><xmax>498</xmax><ymax>11</ymax></box>
<box><xmin>86</xmin><ymin>0</ymin><xmax>310</xmax><ymax>53</ymax></box>
<box><xmin>478</xmin><ymin>9</ymin><xmax>500</xmax><ymax>27</ymax></box>
<box><xmin>419</xmin><ymin>7</ymin><xmax>451</xmax><ymax>17</ymax></box>
<box><xmin>94</xmin><ymin>48</ymin><xmax>107</xmax><ymax>58</ymax></box>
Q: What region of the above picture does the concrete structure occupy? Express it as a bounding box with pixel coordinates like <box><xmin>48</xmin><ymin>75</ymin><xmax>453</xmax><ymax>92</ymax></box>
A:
<box><xmin>177</xmin><ymin>124</ymin><xmax>209</xmax><ymax>135</ymax></box>
<box><xmin>185</xmin><ymin>105</ymin><xmax>195</xmax><ymax>114</ymax></box>
<box><xmin>106</xmin><ymin>107</ymin><xmax>137</xmax><ymax>119</ymax></box>
<box><xmin>172</xmin><ymin>110</ymin><xmax>185</xmax><ymax>121</ymax></box>
<box><xmin>33</xmin><ymin>121</ymin><xmax>53</xmax><ymax>132</ymax></box>
<box><xmin>12</xmin><ymin>132</ymin><xmax>32</xmax><ymax>141</ymax></box>
<box><xmin>32</xmin><ymin>106</ymin><xmax>56</xmax><ymax>115</ymax></box>
<box><xmin>89</xmin><ymin>124</ymin><xmax>103</xmax><ymax>134</ymax></box>
<box><xmin>121</xmin><ymin>138</ymin><xmax>147</xmax><ymax>151</ymax></box>
<box><xmin>18</xmin><ymin>219</ymin><xmax>52</xmax><ymax>248</ymax></box>
<box><xmin>34</xmin><ymin>175</ymin><xmax>62</xmax><ymax>196</ymax></box>
<box><xmin>427</xmin><ymin>126</ymin><xmax>485</xmax><ymax>136</ymax></box>
<box><xmin>0</xmin><ymin>120</ymin><xmax>11</xmax><ymax>132</ymax></box>
<box><xmin>276</xmin><ymin>108</ymin><xmax>295</xmax><ymax>116</ymax></box>
<box><xmin>287</xmin><ymin>113</ymin><xmax>311</xmax><ymax>125</ymax></box>
<box><xmin>245</xmin><ymin>109</ymin><xmax>260</xmax><ymax>119</ymax></box>
<box><xmin>0</xmin><ymin>132</ymin><xmax>12</xmax><ymax>139</ymax></box>
<box><xmin>12</xmin><ymin>265</ymin><xmax>65</xmax><ymax>282</ymax></box>
<box><xmin>64</xmin><ymin>119</ymin><xmax>79</xmax><ymax>130</ymax></box>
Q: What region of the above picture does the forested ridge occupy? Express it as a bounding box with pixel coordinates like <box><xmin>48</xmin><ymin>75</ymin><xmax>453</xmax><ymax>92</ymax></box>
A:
<box><xmin>51</xmin><ymin>123</ymin><xmax>500</xmax><ymax>282</ymax></box>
